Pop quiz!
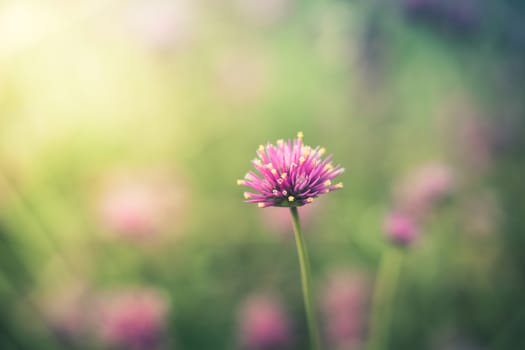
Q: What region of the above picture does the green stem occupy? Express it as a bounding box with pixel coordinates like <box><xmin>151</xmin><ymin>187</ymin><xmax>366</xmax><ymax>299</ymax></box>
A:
<box><xmin>367</xmin><ymin>246</ymin><xmax>404</xmax><ymax>350</ymax></box>
<box><xmin>290</xmin><ymin>207</ymin><xmax>321</xmax><ymax>350</ymax></box>
<box><xmin>0</xmin><ymin>169</ymin><xmax>78</xmax><ymax>276</ymax></box>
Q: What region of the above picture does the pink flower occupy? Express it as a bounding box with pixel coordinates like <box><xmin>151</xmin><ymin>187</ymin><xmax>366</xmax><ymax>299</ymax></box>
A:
<box><xmin>321</xmin><ymin>270</ymin><xmax>370</xmax><ymax>349</ymax></box>
<box><xmin>238</xmin><ymin>294</ymin><xmax>292</xmax><ymax>349</ymax></box>
<box><xmin>384</xmin><ymin>211</ymin><xmax>419</xmax><ymax>246</ymax></box>
<box><xmin>238</xmin><ymin>132</ymin><xmax>344</xmax><ymax>208</ymax></box>
<box><xmin>394</xmin><ymin>162</ymin><xmax>456</xmax><ymax>220</ymax></box>
<box><xmin>97</xmin><ymin>170</ymin><xmax>186</xmax><ymax>241</ymax></box>
<box><xmin>96</xmin><ymin>288</ymin><xmax>169</xmax><ymax>350</ymax></box>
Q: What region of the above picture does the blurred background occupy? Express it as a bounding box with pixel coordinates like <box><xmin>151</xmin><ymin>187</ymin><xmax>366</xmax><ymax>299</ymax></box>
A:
<box><xmin>1</xmin><ymin>0</ymin><xmax>524</xmax><ymax>349</ymax></box>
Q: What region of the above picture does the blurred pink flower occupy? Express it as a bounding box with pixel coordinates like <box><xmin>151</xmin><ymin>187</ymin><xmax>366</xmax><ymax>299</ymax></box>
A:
<box><xmin>234</xmin><ymin>0</ymin><xmax>293</xmax><ymax>27</ymax></box>
<box><xmin>394</xmin><ymin>162</ymin><xmax>456</xmax><ymax>220</ymax></box>
<box><xmin>96</xmin><ymin>288</ymin><xmax>169</xmax><ymax>350</ymax></box>
<box><xmin>125</xmin><ymin>0</ymin><xmax>193</xmax><ymax>51</ymax></box>
<box><xmin>321</xmin><ymin>270</ymin><xmax>370</xmax><ymax>349</ymax></box>
<box><xmin>238</xmin><ymin>293</ymin><xmax>292</xmax><ymax>349</ymax></box>
<box><xmin>97</xmin><ymin>170</ymin><xmax>186</xmax><ymax>241</ymax></box>
<box><xmin>384</xmin><ymin>210</ymin><xmax>419</xmax><ymax>246</ymax></box>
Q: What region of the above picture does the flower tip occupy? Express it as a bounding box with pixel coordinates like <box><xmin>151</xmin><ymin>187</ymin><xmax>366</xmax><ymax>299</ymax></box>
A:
<box><xmin>297</xmin><ymin>131</ymin><xmax>304</xmax><ymax>139</ymax></box>
<box><xmin>288</xmin><ymin>196</ymin><xmax>295</xmax><ymax>202</ymax></box>
<box><xmin>306</xmin><ymin>198</ymin><xmax>314</xmax><ymax>203</ymax></box>
<box><xmin>335</xmin><ymin>182</ymin><xmax>343</xmax><ymax>189</ymax></box>
<box><xmin>257</xmin><ymin>203</ymin><xmax>266</xmax><ymax>208</ymax></box>
<box><xmin>237</xmin><ymin>179</ymin><xmax>246</xmax><ymax>186</ymax></box>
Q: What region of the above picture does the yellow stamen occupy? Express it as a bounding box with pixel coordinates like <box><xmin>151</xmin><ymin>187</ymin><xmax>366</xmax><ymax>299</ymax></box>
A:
<box><xmin>335</xmin><ymin>182</ymin><xmax>344</xmax><ymax>189</ymax></box>
<box><xmin>324</xmin><ymin>164</ymin><xmax>333</xmax><ymax>171</ymax></box>
<box><xmin>306</xmin><ymin>198</ymin><xmax>314</xmax><ymax>203</ymax></box>
<box><xmin>258</xmin><ymin>144</ymin><xmax>265</xmax><ymax>152</ymax></box>
<box><xmin>244</xmin><ymin>192</ymin><xmax>252</xmax><ymax>199</ymax></box>
<box><xmin>277</xmin><ymin>139</ymin><xmax>284</xmax><ymax>146</ymax></box>
<box><xmin>288</xmin><ymin>196</ymin><xmax>295</xmax><ymax>202</ymax></box>
<box><xmin>258</xmin><ymin>203</ymin><xmax>265</xmax><ymax>208</ymax></box>
<box><xmin>319</xmin><ymin>147</ymin><xmax>326</xmax><ymax>155</ymax></box>
<box><xmin>265</xmin><ymin>163</ymin><xmax>273</xmax><ymax>169</ymax></box>
<box><xmin>237</xmin><ymin>179</ymin><xmax>246</xmax><ymax>185</ymax></box>
<box><xmin>270</xmin><ymin>169</ymin><xmax>277</xmax><ymax>175</ymax></box>
<box><xmin>281</xmin><ymin>173</ymin><xmax>287</xmax><ymax>179</ymax></box>
<box><xmin>297</xmin><ymin>131</ymin><xmax>304</xmax><ymax>139</ymax></box>
<box><xmin>324</xmin><ymin>180</ymin><xmax>332</xmax><ymax>186</ymax></box>
<box><xmin>299</xmin><ymin>156</ymin><xmax>305</xmax><ymax>164</ymax></box>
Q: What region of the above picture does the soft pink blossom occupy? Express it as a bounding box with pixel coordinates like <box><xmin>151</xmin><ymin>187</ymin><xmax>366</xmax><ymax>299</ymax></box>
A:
<box><xmin>394</xmin><ymin>162</ymin><xmax>456</xmax><ymax>220</ymax></box>
<box><xmin>384</xmin><ymin>211</ymin><xmax>419</xmax><ymax>246</ymax></box>
<box><xmin>238</xmin><ymin>293</ymin><xmax>292</xmax><ymax>349</ymax></box>
<box><xmin>97</xmin><ymin>170</ymin><xmax>186</xmax><ymax>241</ymax></box>
<box><xmin>321</xmin><ymin>270</ymin><xmax>370</xmax><ymax>349</ymax></box>
<box><xmin>96</xmin><ymin>288</ymin><xmax>169</xmax><ymax>350</ymax></box>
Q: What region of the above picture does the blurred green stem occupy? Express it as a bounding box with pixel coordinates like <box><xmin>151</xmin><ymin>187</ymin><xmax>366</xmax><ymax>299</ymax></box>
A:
<box><xmin>367</xmin><ymin>246</ymin><xmax>404</xmax><ymax>350</ymax></box>
<box><xmin>290</xmin><ymin>207</ymin><xmax>321</xmax><ymax>350</ymax></box>
<box><xmin>0</xmin><ymin>170</ymin><xmax>76</xmax><ymax>276</ymax></box>
<box><xmin>0</xmin><ymin>270</ymin><xmax>67</xmax><ymax>350</ymax></box>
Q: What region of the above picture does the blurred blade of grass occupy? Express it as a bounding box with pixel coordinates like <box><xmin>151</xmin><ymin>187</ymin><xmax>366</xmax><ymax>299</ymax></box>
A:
<box><xmin>0</xmin><ymin>170</ymin><xmax>77</xmax><ymax>277</ymax></box>
<box><xmin>0</xmin><ymin>271</ymin><xmax>67</xmax><ymax>350</ymax></box>
<box><xmin>367</xmin><ymin>246</ymin><xmax>404</xmax><ymax>350</ymax></box>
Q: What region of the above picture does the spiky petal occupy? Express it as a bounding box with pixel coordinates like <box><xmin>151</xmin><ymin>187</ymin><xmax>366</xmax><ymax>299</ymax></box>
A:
<box><xmin>238</xmin><ymin>132</ymin><xmax>344</xmax><ymax>207</ymax></box>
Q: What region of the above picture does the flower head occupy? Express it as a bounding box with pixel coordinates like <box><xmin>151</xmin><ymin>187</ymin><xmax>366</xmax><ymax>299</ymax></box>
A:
<box><xmin>321</xmin><ymin>270</ymin><xmax>370</xmax><ymax>349</ymax></box>
<box><xmin>238</xmin><ymin>132</ymin><xmax>344</xmax><ymax>208</ymax></box>
<box><xmin>96</xmin><ymin>288</ymin><xmax>169</xmax><ymax>350</ymax></box>
<box><xmin>238</xmin><ymin>293</ymin><xmax>292</xmax><ymax>349</ymax></box>
<box><xmin>97</xmin><ymin>169</ymin><xmax>187</xmax><ymax>241</ymax></box>
<box><xmin>384</xmin><ymin>210</ymin><xmax>419</xmax><ymax>246</ymax></box>
<box><xmin>394</xmin><ymin>162</ymin><xmax>455</xmax><ymax>220</ymax></box>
